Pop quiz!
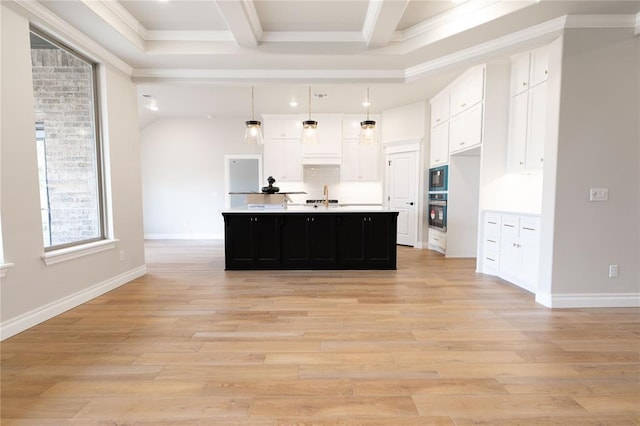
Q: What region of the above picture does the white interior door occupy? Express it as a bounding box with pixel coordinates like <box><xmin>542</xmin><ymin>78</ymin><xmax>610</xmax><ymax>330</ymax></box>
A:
<box><xmin>387</xmin><ymin>151</ymin><xmax>418</xmax><ymax>246</ymax></box>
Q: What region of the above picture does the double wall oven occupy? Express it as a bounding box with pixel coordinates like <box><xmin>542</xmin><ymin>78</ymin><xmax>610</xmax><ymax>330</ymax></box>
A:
<box><xmin>428</xmin><ymin>165</ymin><xmax>448</xmax><ymax>231</ymax></box>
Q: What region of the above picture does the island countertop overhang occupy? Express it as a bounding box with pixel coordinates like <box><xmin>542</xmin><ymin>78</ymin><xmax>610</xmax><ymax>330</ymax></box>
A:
<box><xmin>222</xmin><ymin>206</ymin><xmax>399</xmax><ymax>214</ymax></box>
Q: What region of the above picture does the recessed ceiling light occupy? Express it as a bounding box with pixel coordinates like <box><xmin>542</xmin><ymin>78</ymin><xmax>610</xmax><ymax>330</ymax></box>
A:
<box><xmin>289</xmin><ymin>100</ymin><xmax>298</xmax><ymax>107</ymax></box>
<box><xmin>362</xmin><ymin>100</ymin><xmax>371</xmax><ymax>107</ymax></box>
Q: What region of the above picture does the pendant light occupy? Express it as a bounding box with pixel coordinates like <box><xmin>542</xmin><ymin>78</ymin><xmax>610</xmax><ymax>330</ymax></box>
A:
<box><xmin>301</xmin><ymin>86</ymin><xmax>319</xmax><ymax>145</ymax></box>
<box><xmin>244</xmin><ymin>86</ymin><xmax>263</xmax><ymax>145</ymax></box>
<box><xmin>359</xmin><ymin>86</ymin><xmax>378</xmax><ymax>144</ymax></box>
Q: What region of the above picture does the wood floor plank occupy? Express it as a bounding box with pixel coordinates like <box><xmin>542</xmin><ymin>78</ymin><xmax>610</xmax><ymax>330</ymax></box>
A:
<box><xmin>1</xmin><ymin>241</ymin><xmax>638</xmax><ymax>423</ymax></box>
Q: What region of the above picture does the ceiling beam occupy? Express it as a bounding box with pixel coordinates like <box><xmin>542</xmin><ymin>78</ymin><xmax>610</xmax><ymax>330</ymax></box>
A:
<box><xmin>215</xmin><ymin>0</ymin><xmax>262</xmax><ymax>47</ymax></box>
<box><xmin>362</xmin><ymin>0</ymin><xmax>409</xmax><ymax>48</ymax></box>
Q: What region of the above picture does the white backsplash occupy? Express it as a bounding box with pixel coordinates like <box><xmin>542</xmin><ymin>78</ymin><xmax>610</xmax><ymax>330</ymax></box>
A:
<box><xmin>277</xmin><ymin>165</ymin><xmax>383</xmax><ymax>205</ymax></box>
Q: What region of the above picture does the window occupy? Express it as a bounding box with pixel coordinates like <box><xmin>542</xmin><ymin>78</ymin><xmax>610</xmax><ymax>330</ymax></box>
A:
<box><xmin>30</xmin><ymin>29</ymin><xmax>105</xmax><ymax>250</ymax></box>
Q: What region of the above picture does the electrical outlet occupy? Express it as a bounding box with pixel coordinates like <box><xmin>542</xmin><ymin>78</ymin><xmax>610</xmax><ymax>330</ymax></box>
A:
<box><xmin>589</xmin><ymin>188</ymin><xmax>608</xmax><ymax>202</ymax></box>
<box><xmin>609</xmin><ymin>264</ymin><xmax>618</xmax><ymax>278</ymax></box>
<box><xmin>119</xmin><ymin>250</ymin><xmax>125</xmax><ymax>261</ymax></box>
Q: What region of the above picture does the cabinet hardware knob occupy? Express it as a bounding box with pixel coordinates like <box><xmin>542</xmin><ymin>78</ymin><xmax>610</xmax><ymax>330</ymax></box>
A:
<box><xmin>406</xmin><ymin>202</ymin><xmax>414</xmax><ymax>206</ymax></box>
<box><xmin>523</xmin><ymin>82</ymin><xmax>527</xmax><ymax>86</ymax></box>
<box><xmin>544</xmin><ymin>70</ymin><xmax>548</xmax><ymax>75</ymax></box>
<box><xmin>540</xmin><ymin>158</ymin><xmax>544</xmax><ymax>162</ymax></box>
<box><xmin>520</xmin><ymin>161</ymin><xmax>524</xmax><ymax>165</ymax></box>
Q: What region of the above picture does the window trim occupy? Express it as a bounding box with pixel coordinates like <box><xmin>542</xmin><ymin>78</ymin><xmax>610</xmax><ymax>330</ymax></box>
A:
<box><xmin>30</xmin><ymin>27</ymin><xmax>108</xmax><ymax>252</ymax></box>
<box><xmin>41</xmin><ymin>239</ymin><xmax>119</xmax><ymax>266</ymax></box>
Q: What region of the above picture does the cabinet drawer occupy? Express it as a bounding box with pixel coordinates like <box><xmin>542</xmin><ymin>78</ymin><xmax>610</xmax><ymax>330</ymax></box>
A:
<box><xmin>484</xmin><ymin>231</ymin><xmax>500</xmax><ymax>254</ymax></box>
<box><xmin>520</xmin><ymin>217</ymin><xmax>541</xmax><ymax>240</ymax></box>
<box><xmin>429</xmin><ymin>231</ymin><xmax>447</xmax><ymax>253</ymax></box>
<box><xmin>501</xmin><ymin>215</ymin><xmax>519</xmax><ymax>236</ymax></box>
<box><xmin>485</xmin><ymin>213</ymin><xmax>501</xmax><ymax>233</ymax></box>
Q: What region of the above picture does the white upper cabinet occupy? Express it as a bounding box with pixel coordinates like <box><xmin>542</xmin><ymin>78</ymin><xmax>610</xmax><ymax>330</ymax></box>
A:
<box><xmin>507</xmin><ymin>45</ymin><xmax>549</xmax><ymax>172</ymax></box>
<box><xmin>510</xmin><ymin>52</ymin><xmax>531</xmax><ymax>96</ymax></box>
<box><xmin>430</xmin><ymin>91</ymin><xmax>450</xmax><ymax>128</ymax></box>
<box><xmin>263</xmin><ymin>138</ymin><xmax>302</xmax><ymax>182</ymax></box>
<box><xmin>263</xmin><ymin>116</ymin><xmax>301</xmax><ymax>139</ymax></box>
<box><xmin>449</xmin><ymin>102</ymin><xmax>483</xmax><ymax>154</ymax></box>
<box><xmin>450</xmin><ymin>65</ymin><xmax>485</xmax><ymax>117</ymax></box>
<box><xmin>529</xmin><ymin>46</ymin><xmax>549</xmax><ymax>87</ymax></box>
<box><xmin>430</xmin><ymin>122</ymin><xmax>449</xmax><ymax>166</ymax></box>
<box><xmin>341</xmin><ymin>115</ymin><xmax>379</xmax><ymax>181</ymax></box>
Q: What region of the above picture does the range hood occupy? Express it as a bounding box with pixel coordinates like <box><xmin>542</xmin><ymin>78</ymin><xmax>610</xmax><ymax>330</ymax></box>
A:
<box><xmin>301</xmin><ymin>155</ymin><xmax>341</xmax><ymax>165</ymax></box>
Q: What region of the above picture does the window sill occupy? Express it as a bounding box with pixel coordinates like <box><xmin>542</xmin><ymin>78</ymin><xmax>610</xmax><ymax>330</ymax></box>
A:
<box><xmin>0</xmin><ymin>263</ymin><xmax>14</xmax><ymax>278</ymax></box>
<box><xmin>41</xmin><ymin>239</ymin><xmax>119</xmax><ymax>266</ymax></box>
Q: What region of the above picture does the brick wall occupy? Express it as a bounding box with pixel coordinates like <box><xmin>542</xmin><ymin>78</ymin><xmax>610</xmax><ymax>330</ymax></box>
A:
<box><xmin>31</xmin><ymin>47</ymin><xmax>101</xmax><ymax>247</ymax></box>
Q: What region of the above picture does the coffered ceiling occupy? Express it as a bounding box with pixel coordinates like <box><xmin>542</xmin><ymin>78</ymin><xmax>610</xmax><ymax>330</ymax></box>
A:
<box><xmin>21</xmin><ymin>0</ymin><xmax>640</xmax><ymax>126</ymax></box>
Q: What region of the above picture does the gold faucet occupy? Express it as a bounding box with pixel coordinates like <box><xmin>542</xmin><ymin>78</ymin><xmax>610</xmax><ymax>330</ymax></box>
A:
<box><xmin>323</xmin><ymin>184</ymin><xmax>329</xmax><ymax>207</ymax></box>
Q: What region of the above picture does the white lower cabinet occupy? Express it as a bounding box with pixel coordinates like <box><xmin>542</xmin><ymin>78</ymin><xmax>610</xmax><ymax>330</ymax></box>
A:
<box><xmin>481</xmin><ymin>211</ymin><xmax>540</xmax><ymax>293</ymax></box>
<box><xmin>428</xmin><ymin>229</ymin><xmax>446</xmax><ymax>254</ymax></box>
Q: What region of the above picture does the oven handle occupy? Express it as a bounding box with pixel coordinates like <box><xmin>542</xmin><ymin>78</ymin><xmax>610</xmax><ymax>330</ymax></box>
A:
<box><xmin>428</xmin><ymin>201</ymin><xmax>447</xmax><ymax>206</ymax></box>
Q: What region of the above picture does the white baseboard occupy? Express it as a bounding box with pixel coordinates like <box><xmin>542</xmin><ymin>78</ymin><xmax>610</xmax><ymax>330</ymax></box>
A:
<box><xmin>536</xmin><ymin>292</ymin><xmax>640</xmax><ymax>308</ymax></box>
<box><xmin>0</xmin><ymin>265</ymin><xmax>147</xmax><ymax>341</ymax></box>
<box><xmin>144</xmin><ymin>233</ymin><xmax>223</xmax><ymax>240</ymax></box>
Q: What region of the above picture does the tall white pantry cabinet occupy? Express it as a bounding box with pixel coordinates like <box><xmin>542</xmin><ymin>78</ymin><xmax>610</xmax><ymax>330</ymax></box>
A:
<box><xmin>507</xmin><ymin>46</ymin><xmax>549</xmax><ymax>171</ymax></box>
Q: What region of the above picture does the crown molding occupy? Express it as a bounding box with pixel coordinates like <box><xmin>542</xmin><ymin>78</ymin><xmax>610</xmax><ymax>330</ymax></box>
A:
<box><xmin>96</xmin><ymin>0</ymin><xmax>147</xmax><ymax>40</ymax></box>
<box><xmin>394</xmin><ymin>0</ymin><xmax>503</xmax><ymax>43</ymax></box>
<box><xmin>131</xmin><ymin>68</ymin><xmax>404</xmax><ymax>83</ymax></box>
<box><xmin>405</xmin><ymin>15</ymin><xmax>566</xmax><ymax>80</ymax></box>
<box><xmin>564</xmin><ymin>14</ymin><xmax>639</xmax><ymax>29</ymax></box>
<box><xmin>14</xmin><ymin>0</ymin><xmax>132</xmax><ymax>76</ymax></box>
<box><xmin>80</xmin><ymin>0</ymin><xmax>145</xmax><ymax>52</ymax></box>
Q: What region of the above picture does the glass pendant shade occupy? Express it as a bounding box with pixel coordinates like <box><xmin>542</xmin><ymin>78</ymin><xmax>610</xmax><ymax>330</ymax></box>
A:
<box><xmin>359</xmin><ymin>119</ymin><xmax>377</xmax><ymax>144</ymax></box>
<box><xmin>301</xmin><ymin>87</ymin><xmax>319</xmax><ymax>144</ymax></box>
<box><xmin>244</xmin><ymin>87</ymin><xmax>263</xmax><ymax>145</ymax></box>
<box><xmin>301</xmin><ymin>119</ymin><xmax>319</xmax><ymax>145</ymax></box>
<box><xmin>245</xmin><ymin>120</ymin><xmax>263</xmax><ymax>145</ymax></box>
<box><xmin>359</xmin><ymin>87</ymin><xmax>378</xmax><ymax>144</ymax></box>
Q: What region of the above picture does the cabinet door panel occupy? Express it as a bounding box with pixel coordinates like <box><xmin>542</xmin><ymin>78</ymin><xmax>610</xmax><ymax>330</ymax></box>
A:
<box><xmin>466</xmin><ymin>66</ymin><xmax>485</xmax><ymax>108</ymax></box>
<box><xmin>465</xmin><ymin>103</ymin><xmax>483</xmax><ymax>149</ymax></box>
<box><xmin>511</xmin><ymin>52</ymin><xmax>530</xmax><ymax>96</ymax></box>
<box><xmin>525</xmin><ymin>82</ymin><xmax>547</xmax><ymax>170</ymax></box>
<box><xmin>529</xmin><ymin>47</ymin><xmax>549</xmax><ymax>87</ymax></box>
<box><xmin>430</xmin><ymin>92</ymin><xmax>450</xmax><ymax>127</ymax></box>
<box><xmin>367</xmin><ymin>215</ymin><xmax>395</xmax><ymax>263</ymax></box>
<box><xmin>359</xmin><ymin>142</ymin><xmax>379</xmax><ymax>181</ymax></box>
<box><xmin>310</xmin><ymin>215</ymin><xmax>337</xmax><ymax>263</ymax></box>
<box><xmin>282</xmin><ymin>215</ymin><xmax>310</xmax><ymax>264</ymax></box>
<box><xmin>253</xmin><ymin>215</ymin><xmax>281</xmax><ymax>266</ymax></box>
<box><xmin>224</xmin><ymin>215</ymin><xmax>254</xmax><ymax>268</ymax></box>
<box><xmin>507</xmin><ymin>91</ymin><xmax>528</xmax><ymax>171</ymax></box>
<box><xmin>282</xmin><ymin>119</ymin><xmax>301</xmax><ymax>139</ymax></box>
<box><xmin>430</xmin><ymin>123</ymin><xmax>449</xmax><ymax>166</ymax></box>
<box><xmin>263</xmin><ymin>139</ymin><xmax>284</xmax><ymax>181</ymax></box>
<box><xmin>449</xmin><ymin>113</ymin><xmax>466</xmax><ymax>153</ymax></box>
<box><xmin>282</xmin><ymin>139</ymin><xmax>303</xmax><ymax>181</ymax></box>
<box><xmin>341</xmin><ymin>139</ymin><xmax>359</xmax><ymax>181</ymax></box>
<box><xmin>338</xmin><ymin>215</ymin><xmax>366</xmax><ymax>263</ymax></box>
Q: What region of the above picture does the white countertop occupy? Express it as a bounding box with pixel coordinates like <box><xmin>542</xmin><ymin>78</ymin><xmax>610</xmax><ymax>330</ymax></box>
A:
<box><xmin>223</xmin><ymin>205</ymin><xmax>398</xmax><ymax>214</ymax></box>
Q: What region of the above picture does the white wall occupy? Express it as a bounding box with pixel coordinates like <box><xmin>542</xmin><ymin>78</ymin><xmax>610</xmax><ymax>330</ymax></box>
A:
<box><xmin>0</xmin><ymin>4</ymin><xmax>146</xmax><ymax>339</ymax></box>
<box><xmin>140</xmin><ymin>118</ymin><xmax>384</xmax><ymax>239</ymax></box>
<box><xmin>541</xmin><ymin>28</ymin><xmax>639</xmax><ymax>306</ymax></box>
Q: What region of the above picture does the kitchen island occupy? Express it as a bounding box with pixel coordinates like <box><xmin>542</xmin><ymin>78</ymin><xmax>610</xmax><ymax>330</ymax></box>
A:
<box><xmin>222</xmin><ymin>206</ymin><xmax>399</xmax><ymax>270</ymax></box>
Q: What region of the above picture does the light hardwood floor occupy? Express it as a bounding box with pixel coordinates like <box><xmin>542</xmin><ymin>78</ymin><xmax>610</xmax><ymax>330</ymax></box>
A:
<box><xmin>2</xmin><ymin>240</ymin><xmax>639</xmax><ymax>425</ymax></box>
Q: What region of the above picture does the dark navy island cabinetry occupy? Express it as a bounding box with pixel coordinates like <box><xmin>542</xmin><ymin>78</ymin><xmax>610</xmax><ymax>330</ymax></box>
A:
<box><xmin>222</xmin><ymin>210</ymin><xmax>398</xmax><ymax>270</ymax></box>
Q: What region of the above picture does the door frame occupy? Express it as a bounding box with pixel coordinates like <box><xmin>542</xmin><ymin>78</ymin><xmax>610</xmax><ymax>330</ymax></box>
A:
<box><xmin>224</xmin><ymin>154</ymin><xmax>263</xmax><ymax>209</ymax></box>
<box><xmin>384</xmin><ymin>139</ymin><xmax>423</xmax><ymax>248</ymax></box>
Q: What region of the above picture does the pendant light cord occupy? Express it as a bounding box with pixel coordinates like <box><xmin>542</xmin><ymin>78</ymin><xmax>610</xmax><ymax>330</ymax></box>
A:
<box><xmin>251</xmin><ymin>86</ymin><xmax>255</xmax><ymax>121</ymax></box>
<box><xmin>308</xmin><ymin>86</ymin><xmax>312</xmax><ymax>120</ymax></box>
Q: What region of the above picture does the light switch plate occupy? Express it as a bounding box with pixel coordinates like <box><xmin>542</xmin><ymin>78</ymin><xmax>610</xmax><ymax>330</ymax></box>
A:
<box><xmin>589</xmin><ymin>188</ymin><xmax>608</xmax><ymax>202</ymax></box>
